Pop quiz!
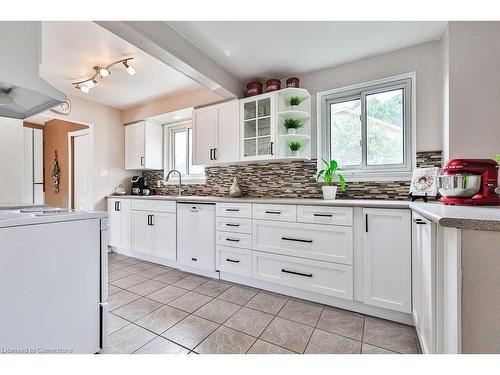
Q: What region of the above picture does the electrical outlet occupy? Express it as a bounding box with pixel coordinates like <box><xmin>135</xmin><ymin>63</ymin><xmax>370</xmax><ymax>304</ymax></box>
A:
<box><xmin>99</xmin><ymin>169</ymin><xmax>108</xmax><ymax>178</ymax></box>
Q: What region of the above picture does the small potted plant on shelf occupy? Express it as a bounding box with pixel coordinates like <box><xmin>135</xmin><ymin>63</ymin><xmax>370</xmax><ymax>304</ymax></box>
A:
<box><xmin>282</xmin><ymin>118</ymin><xmax>303</xmax><ymax>134</ymax></box>
<box><xmin>316</xmin><ymin>158</ymin><xmax>347</xmax><ymax>200</ymax></box>
<box><xmin>289</xmin><ymin>96</ymin><xmax>303</xmax><ymax>110</ymax></box>
<box><xmin>288</xmin><ymin>141</ymin><xmax>303</xmax><ymax>157</ymax></box>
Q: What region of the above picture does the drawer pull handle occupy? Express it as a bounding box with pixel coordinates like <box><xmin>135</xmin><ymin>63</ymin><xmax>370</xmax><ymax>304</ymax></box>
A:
<box><xmin>226</xmin><ymin>238</ymin><xmax>240</xmax><ymax>242</ymax></box>
<box><xmin>413</xmin><ymin>218</ymin><xmax>427</xmax><ymax>225</ymax></box>
<box><xmin>314</xmin><ymin>213</ymin><xmax>332</xmax><ymax>217</ymax></box>
<box><xmin>281</xmin><ymin>269</ymin><xmax>313</xmax><ymax>278</ymax></box>
<box><xmin>225</xmin><ymin>258</ymin><xmax>240</xmax><ymax>263</ymax></box>
<box><xmin>225</xmin><ymin>208</ymin><xmax>240</xmax><ymax>212</ymax></box>
<box><xmin>226</xmin><ymin>223</ymin><xmax>240</xmax><ymax>227</ymax></box>
<box><xmin>281</xmin><ymin>237</ymin><xmax>313</xmax><ymax>244</ymax></box>
<box><xmin>191</xmin><ymin>257</ymin><xmax>197</xmax><ymax>261</ymax></box>
<box><xmin>265</xmin><ymin>210</ymin><xmax>282</xmax><ymax>214</ymax></box>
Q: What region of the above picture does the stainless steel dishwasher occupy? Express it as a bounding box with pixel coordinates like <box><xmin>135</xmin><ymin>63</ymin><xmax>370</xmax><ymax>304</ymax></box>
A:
<box><xmin>177</xmin><ymin>202</ymin><xmax>216</xmax><ymax>274</ymax></box>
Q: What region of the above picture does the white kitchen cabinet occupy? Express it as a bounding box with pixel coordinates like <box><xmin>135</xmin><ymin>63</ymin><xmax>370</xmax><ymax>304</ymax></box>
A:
<box><xmin>412</xmin><ymin>212</ymin><xmax>437</xmax><ymax>354</ymax></box>
<box><xmin>193</xmin><ymin>100</ymin><xmax>239</xmax><ymax>165</ymax></box>
<box><xmin>362</xmin><ymin>208</ymin><xmax>411</xmax><ymax>313</ymax></box>
<box><xmin>153</xmin><ymin>212</ymin><xmax>177</xmax><ymax>261</ymax></box>
<box><xmin>125</xmin><ymin>121</ymin><xmax>163</xmax><ymax>170</ymax></box>
<box><xmin>107</xmin><ymin>198</ymin><xmax>131</xmax><ymax>250</ymax></box>
<box><xmin>131</xmin><ymin>210</ymin><xmax>154</xmax><ymax>254</ymax></box>
<box><xmin>216</xmin><ymin>246</ymin><xmax>252</xmax><ymax>277</ymax></box>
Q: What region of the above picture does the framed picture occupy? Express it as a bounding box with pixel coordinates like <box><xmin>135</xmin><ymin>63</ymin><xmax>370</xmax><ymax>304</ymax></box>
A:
<box><xmin>409</xmin><ymin>167</ymin><xmax>440</xmax><ymax>197</ymax></box>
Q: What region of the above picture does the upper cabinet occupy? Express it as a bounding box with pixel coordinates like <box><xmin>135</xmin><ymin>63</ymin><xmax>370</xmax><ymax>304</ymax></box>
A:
<box><xmin>125</xmin><ymin>121</ymin><xmax>163</xmax><ymax>170</ymax></box>
<box><xmin>193</xmin><ymin>99</ymin><xmax>239</xmax><ymax>165</ymax></box>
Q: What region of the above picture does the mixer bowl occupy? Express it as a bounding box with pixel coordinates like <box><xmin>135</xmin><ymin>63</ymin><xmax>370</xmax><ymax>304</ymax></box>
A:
<box><xmin>437</xmin><ymin>174</ymin><xmax>482</xmax><ymax>198</ymax></box>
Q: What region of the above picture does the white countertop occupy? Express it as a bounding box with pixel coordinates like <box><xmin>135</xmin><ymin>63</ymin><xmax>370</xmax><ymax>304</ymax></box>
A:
<box><xmin>0</xmin><ymin>210</ymin><xmax>108</xmax><ymax>228</ymax></box>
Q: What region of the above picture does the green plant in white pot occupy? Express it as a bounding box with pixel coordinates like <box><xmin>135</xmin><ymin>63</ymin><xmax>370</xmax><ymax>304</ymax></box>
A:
<box><xmin>282</xmin><ymin>118</ymin><xmax>303</xmax><ymax>134</ymax></box>
<box><xmin>316</xmin><ymin>158</ymin><xmax>347</xmax><ymax>200</ymax></box>
<box><xmin>289</xmin><ymin>96</ymin><xmax>303</xmax><ymax>110</ymax></box>
<box><xmin>288</xmin><ymin>141</ymin><xmax>303</xmax><ymax>157</ymax></box>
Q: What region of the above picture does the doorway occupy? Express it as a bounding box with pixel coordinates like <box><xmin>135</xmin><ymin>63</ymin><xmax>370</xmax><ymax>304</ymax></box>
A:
<box><xmin>68</xmin><ymin>128</ymin><xmax>93</xmax><ymax>211</ymax></box>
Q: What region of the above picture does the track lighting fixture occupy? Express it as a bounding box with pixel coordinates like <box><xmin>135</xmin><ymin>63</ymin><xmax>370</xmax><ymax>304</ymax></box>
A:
<box><xmin>72</xmin><ymin>57</ymin><xmax>135</xmax><ymax>93</ymax></box>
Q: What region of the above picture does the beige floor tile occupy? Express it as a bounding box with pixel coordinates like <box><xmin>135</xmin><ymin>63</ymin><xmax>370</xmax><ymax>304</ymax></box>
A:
<box><xmin>224</xmin><ymin>307</ymin><xmax>274</xmax><ymax>337</ymax></box>
<box><xmin>113</xmin><ymin>297</ymin><xmax>163</xmax><ymax>322</ymax></box>
<box><xmin>172</xmin><ymin>275</ymin><xmax>210</xmax><ymax>290</ymax></box>
<box><xmin>162</xmin><ymin>315</ymin><xmax>219</xmax><ymax>349</ymax></box>
<box><xmin>111</xmin><ymin>258</ymin><xmax>142</xmax><ymax>269</ymax></box>
<box><xmin>108</xmin><ymin>284</ymin><xmax>122</xmax><ymax>296</ymax></box>
<box><xmin>127</xmin><ymin>279</ymin><xmax>166</xmax><ymax>296</ymax></box>
<box><xmin>168</xmin><ymin>291</ymin><xmax>213</xmax><ymax>313</ymax></box>
<box><xmin>305</xmin><ymin>329</ymin><xmax>361</xmax><ymax>354</ymax></box>
<box><xmin>363</xmin><ymin>317</ymin><xmax>419</xmax><ymax>354</ymax></box>
<box><xmin>109</xmin><ymin>290</ymin><xmax>141</xmax><ymax>310</ymax></box>
<box><xmin>139</xmin><ymin>266</ymin><xmax>173</xmax><ymax>279</ymax></box>
<box><xmin>194</xmin><ymin>279</ymin><xmax>233</xmax><ymax>297</ymax></box>
<box><xmin>135</xmin><ymin>305</ymin><xmax>188</xmax><ymax>334</ymax></box>
<box><xmin>316</xmin><ymin>306</ymin><xmax>364</xmax><ymax>341</ymax></box>
<box><xmin>248</xmin><ymin>339</ymin><xmax>295</xmax><ymax>354</ymax></box>
<box><xmin>111</xmin><ymin>274</ymin><xmax>149</xmax><ymax>289</ymax></box>
<box><xmin>134</xmin><ymin>336</ymin><xmax>189</xmax><ymax>354</ymax></box>
<box><xmin>103</xmin><ymin>324</ymin><xmax>156</xmax><ymax>354</ymax></box>
<box><xmin>277</xmin><ymin>299</ymin><xmax>323</xmax><ymax>326</ymax></box>
<box><xmin>260</xmin><ymin>317</ymin><xmax>314</xmax><ymax>353</ymax></box>
<box><xmin>108</xmin><ymin>269</ymin><xmax>133</xmax><ymax>282</ymax></box>
<box><xmin>147</xmin><ymin>285</ymin><xmax>188</xmax><ymax>304</ymax></box>
<box><xmin>217</xmin><ymin>285</ymin><xmax>259</xmax><ymax>305</ymax></box>
<box><xmin>123</xmin><ymin>262</ymin><xmax>157</xmax><ymax>274</ymax></box>
<box><xmin>193</xmin><ymin>298</ymin><xmax>240</xmax><ymax>324</ymax></box>
<box><xmin>108</xmin><ymin>313</ymin><xmax>129</xmax><ymax>334</ymax></box>
<box><xmin>195</xmin><ymin>326</ymin><xmax>256</xmax><ymax>354</ymax></box>
<box><xmin>246</xmin><ymin>291</ymin><xmax>288</xmax><ymax>315</ymax></box>
<box><xmin>361</xmin><ymin>343</ymin><xmax>397</xmax><ymax>354</ymax></box>
<box><xmin>153</xmin><ymin>270</ymin><xmax>190</xmax><ymax>284</ymax></box>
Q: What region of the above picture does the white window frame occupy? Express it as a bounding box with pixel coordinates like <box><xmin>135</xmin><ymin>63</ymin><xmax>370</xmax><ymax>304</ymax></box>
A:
<box><xmin>317</xmin><ymin>72</ymin><xmax>416</xmax><ymax>182</ymax></box>
<box><xmin>164</xmin><ymin>120</ymin><xmax>206</xmax><ymax>185</ymax></box>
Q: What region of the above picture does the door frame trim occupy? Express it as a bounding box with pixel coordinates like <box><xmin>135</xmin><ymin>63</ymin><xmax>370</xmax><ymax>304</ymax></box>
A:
<box><xmin>68</xmin><ymin>128</ymin><xmax>93</xmax><ymax>210</ymax></box>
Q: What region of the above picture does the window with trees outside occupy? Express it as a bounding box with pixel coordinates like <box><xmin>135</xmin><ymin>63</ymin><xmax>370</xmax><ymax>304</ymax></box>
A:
<box><xmin>318</xmin><ymin>74</ymin><xmax>414</xmax><ymax>180</ymax></box>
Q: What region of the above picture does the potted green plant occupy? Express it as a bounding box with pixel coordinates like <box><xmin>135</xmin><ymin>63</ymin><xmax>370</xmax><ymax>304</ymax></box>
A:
<box><xmin>316</xmin><ymin>158</ymin><xmax>347</xmax><ymax>200</ymax></box>
<box><xmin>289</xmin><ymin>96</ymin><xmax>303</xmax><ymax>110</ymax></box>
<box><xmin>282</xmin><ymin>118</ymin><xmax>303</xmax><ymax>134</ymax></box>
<box><xmin>288</xmin><ymin>141</ymin><xmax>303</xmax><ymax>157</ymax></box>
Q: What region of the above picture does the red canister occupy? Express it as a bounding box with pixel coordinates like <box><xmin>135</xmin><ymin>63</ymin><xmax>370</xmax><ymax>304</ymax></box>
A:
<box><xmin>246</xmin><ymin>82</ymin><xmax>263</xmax><ymax>97</ymax></box>
<box><xmin>265</xmin><ymin>79</ymin><xmax>281</xmax><ymax>92</ymax></box>
<box><xmin>286</xmin><ymin>77</ymin><xmax>300</xmax><ymax>88</ymax></box>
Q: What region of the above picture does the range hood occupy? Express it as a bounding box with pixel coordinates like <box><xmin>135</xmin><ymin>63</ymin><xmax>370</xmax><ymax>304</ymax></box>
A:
<box><xmin>0</xmin><ymin>22</ymin><xmax>66</xmax><ymax>119</ymax></box>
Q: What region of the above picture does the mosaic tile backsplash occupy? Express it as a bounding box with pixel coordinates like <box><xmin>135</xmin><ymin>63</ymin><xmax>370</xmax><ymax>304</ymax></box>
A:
<box><xmin>143</xmin><ymin>151</ymin><xmax>442</xmax><ymax>200</ymax></box>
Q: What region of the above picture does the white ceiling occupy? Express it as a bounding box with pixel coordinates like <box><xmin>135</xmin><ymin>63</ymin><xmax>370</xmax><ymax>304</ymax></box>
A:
<box><xmin>40</xmin><ymin>21</ymin><xmax>200</xmax><ymax>110</ymax></box>
<box><xmin>170</xmin><ymin>21</ymin><xmax>448</xmax><ymax>81</ymax></box>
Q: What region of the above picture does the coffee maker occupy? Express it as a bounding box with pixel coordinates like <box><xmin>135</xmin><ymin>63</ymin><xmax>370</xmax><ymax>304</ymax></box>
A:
<box><xmin>437</xmin><ymin>159</ymin><xmax>500</xmax><ymax>205</ymax></box>
<box><xmin>131</xmin><ymin>176</ymin><xmax>146</xmax><ymax>195</ymax></box>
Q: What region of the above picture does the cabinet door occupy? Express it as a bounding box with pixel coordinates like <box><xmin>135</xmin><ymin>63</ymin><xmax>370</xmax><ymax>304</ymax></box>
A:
<box><xmin>363</xmin><ymin>208</ymin><xmax>411</xmax><ymax>313</ymax></box>
<box><xmin>125</xmin><ymin>122</ymin><xmax>145</xmax><ymax>170</ymax></box>
<box><xmin>192</xmin><ymin>106</ymin><xmax>215</xmax><ymax>165</ymax></box>
<box><xmin>108</xmin><ymin>199</ymin><xmax>122</xmax><ymax>248</ymax></box>
<box><xmin>215</xmin><ymin>100</ymin><xmax>239</xmax><ymax>163</ymax></box>
<box><xmin>144</xmin><ymin>122</ymin><xmax>163</xmax><ymax>169</ymax></box>
<box><xmin>153</xmin><ymin>212</ymin><xmax>176</xmax><ymax>261</ymax></box>
<box><xmin>131</xmin><ymin>210</ymin><xmax>154</xmax><ymax>254</ymax></box>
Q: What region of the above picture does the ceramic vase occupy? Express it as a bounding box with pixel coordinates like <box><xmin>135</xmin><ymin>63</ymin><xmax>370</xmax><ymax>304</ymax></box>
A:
<box><xmin>229</xmin><ymin>177</ymin><xmax>242</xmax><ymax>197</ymax></box>
<box><xmin>322</xmin><ymin>185</ymin><xmax>338</xmax><ymax>200</ymax></box>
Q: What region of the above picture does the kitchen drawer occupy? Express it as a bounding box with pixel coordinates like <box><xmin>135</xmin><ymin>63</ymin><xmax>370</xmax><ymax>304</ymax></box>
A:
<box><xmin>216</xmin><ymin>246</ymin><xmax>251</xmax><ymax>277</ymax></box>
<box><xmin>297</xmin><ymin>206</ymin><xmax>353</xmax><ymax>227</ymax></box>
<box><xmin>216</xmin><ymin>231</ymin><xmax>252</xmax><ymax>249</ymax></box>
<box><xmin>216</xmin><ymin>217</ymin><xmax>252</xmax><ymax>234</ymax></box>
<box><xmin>253</xmin><ymin>220</ymin><xmax>353</xmax><ymax>265</ymax></box>
<box><xmin>252</xmin><ymin>251</ymin><xmax>353</xmax><ymax>300</ymax></box>
<box><xmin>216</xmin><ymin>203</ymin><xmax>252</xmax><ymax>218</ymax></box>
<box><xmin>131</xmin><ymin>199</ymin><xmax>154</xmax><ymax>211</ymax></box>
<box><xmin>153</xmin><ymin>200</ymin><xmax>176</xmax><ymax>213</ymax></box>
<box><xmin>252</xmin><ymin>204</ymin><xmax>297</xmax><ymax>222</ymax></box>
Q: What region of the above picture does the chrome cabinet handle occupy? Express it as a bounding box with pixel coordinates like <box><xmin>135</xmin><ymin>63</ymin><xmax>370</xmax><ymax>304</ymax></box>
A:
<box><xmin>281</xmin><ymin>269</ymin><xmax>312</xmax><ymax>278</ymax></box>
<box><xmin>281</xmin><ymin>237</ymin><xmax>312</xmax><ymax>244</ymax></box>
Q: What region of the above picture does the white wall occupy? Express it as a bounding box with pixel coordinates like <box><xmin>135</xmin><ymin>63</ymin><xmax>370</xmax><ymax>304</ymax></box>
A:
<box><xmin>0</xmin><ymin>118</ymin><xmax>24</xmax><ymax>206</ymax></box>
<box><xmin>298</xmin><ymin>40</ymin><xmax>443</xmax><ymax>157</ymax></box>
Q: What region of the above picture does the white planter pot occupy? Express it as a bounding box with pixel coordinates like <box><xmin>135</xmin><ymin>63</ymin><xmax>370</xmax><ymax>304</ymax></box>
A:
<box><xmin>322</xmin><ymin>185</ymin><xmax>338</xmax><ymax>200</ymax></box>
<box><xmin>291</xmin><ymin>150</ymin><xmax>300</xmax><ymax>158</ymax></box>
<box><xmin>287</xmin><ymin>128</ymin><xmax>296</xmax><ymax>135</ymax></box>
<box><xmin>290</xmin><ymin>105</ymin><xmax>299</xmax><ymax>110</ymax></box>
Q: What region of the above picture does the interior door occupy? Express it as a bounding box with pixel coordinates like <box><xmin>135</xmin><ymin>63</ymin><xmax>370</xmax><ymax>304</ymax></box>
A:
<box><xmin>74</xmin><ymin>134</ymin><xmax>92</xmax><ymax>211</ymax></box>
<box><xmin>153</xmin><ymin>212</ymin><xmax>177</xmax><ymax>261</ymax></box>
<box><xmin>132</xmin><ymin>210</ymin><xmax>154</xmax><ymax>254</ymax></box>
<box><xmin>193</xmin><ymin>106</ymin><xmax>215</xmax><ymax>165</ymax></box>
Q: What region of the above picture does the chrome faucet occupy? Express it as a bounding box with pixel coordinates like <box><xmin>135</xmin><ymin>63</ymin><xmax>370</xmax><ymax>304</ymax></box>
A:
<box><xmin>165</xmin><ymin>169</ymin><xmax>183</xmax><ymax>196</ymax></box>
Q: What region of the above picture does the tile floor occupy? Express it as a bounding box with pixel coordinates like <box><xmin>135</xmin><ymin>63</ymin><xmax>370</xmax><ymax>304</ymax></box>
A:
<box><xmin>104</xmin><ymin>252</ymin><xmax>421</xmax><ymax>354</ymax></box>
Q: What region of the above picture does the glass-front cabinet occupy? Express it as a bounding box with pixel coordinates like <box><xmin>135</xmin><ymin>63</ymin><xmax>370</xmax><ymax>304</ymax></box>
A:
<box><xmin>240</xmin><ymin>92</ymin><xmax>276</xmax><ymax>161</ymax></box>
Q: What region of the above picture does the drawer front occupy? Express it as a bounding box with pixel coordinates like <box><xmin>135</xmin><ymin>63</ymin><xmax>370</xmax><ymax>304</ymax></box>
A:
<box><xmin>216</xmin><ymin>203</ymin><xmax>252</xmax><ymax>218</ymax></box>
<box><xmin>252</xmin><ymin>251</ymin><xmax>353</xmax><ymax>300</ymax></box>
<box><xmin>153</xmin><ymin>200</ymin><xmax>176</xmax><ymax>213</ymax></box>
<box><xmin>216</xmin><ymin>217</ymin><xmax>252</xmax><ymax>234</ymax></box>
<box><xmin>297</xmin><ymin>206</ymin><xmax>353</xmax><ymax>226</ymax></box>
<box><xmin>216</xmin><ymin>231</ymin><xmax>252</xmax><ymax>249</ymax></box>
<box><xmin>131</xmin><ymin>199</ymin><xmax>154</xmax><ymax>211</ymax></box>
<box><xmin>253</xmin><ymin>220</ymin><xmax>353</xmax><ymax>265</ymax></box>
<box><xmin>253</xmin><ymin>204</ymin><xmax>297</xmax><ymax>222</ymax></box>
<box><xmin>216</xmin><ymin>246</ymin><xmax>251</xmax><ymax>277</ymax></box>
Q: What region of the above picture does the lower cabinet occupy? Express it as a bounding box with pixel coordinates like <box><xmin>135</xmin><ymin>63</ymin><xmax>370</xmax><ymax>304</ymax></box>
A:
<box><xmin>131</xmin><ymin>210</ymin><xmax>176</xmax><ymax>261</ymax></box>
<box><xmin>108</xmin><ymin>198</ymin><xmax>131</xmax><ymax>250</ymax></box>
<box><xmin>362</xmin><ymin>208</ymin><xmax>411</xmax><ymax>313</ymax></box>
<box><xmin>216</xmin><ymin>246</ymin><xmax>252</xmax><ymax>277</ymax></box>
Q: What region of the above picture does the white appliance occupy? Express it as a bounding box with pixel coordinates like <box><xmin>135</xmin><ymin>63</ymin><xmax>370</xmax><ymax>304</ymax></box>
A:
<box><xmin>0</xmin><ymin>209</ymin><xmax>108</xmax><ymax>354</ymax></box>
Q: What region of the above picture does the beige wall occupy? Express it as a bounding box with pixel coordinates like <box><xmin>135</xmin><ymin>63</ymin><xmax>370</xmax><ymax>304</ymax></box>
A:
<box><xmin>122</xmin><ymin>86</ymin><xmax>224</xmax><ymax>124</ymax></box>
<box><xmin>299</xmin><ymin>40</ymin><xmax>443</xmax><ymax>157</ymax></box>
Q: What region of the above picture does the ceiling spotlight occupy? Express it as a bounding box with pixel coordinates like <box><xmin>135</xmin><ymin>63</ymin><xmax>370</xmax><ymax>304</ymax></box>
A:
<box><xmin>123</xmin><ymin>61</ymin><xmax>136</xmax><ymax>76</ymax></box>
<box><xmin>99</xmin><ymin>68</ymin><xmax>110</xmax><ymax>77</ymax></box>
<box><xmin>79</xmin><ymin>85</ymin><xmax>90</xmax><ymax>94</ymax></box>
<box><xmin>85</xmin><ymin>79</ymin><xmax>96</xmax><ymax>89</ymax></box>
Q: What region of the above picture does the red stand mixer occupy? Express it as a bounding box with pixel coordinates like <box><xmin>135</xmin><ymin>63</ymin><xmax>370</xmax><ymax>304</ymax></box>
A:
<box><xmin>437</xmin><ymin>159</ymin><xmax>500</xmax><ymax>206</ymax></box>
